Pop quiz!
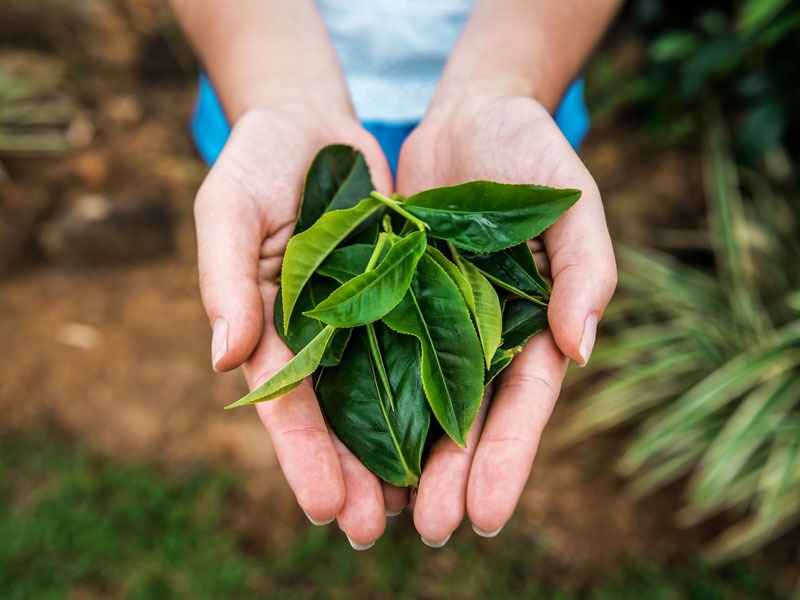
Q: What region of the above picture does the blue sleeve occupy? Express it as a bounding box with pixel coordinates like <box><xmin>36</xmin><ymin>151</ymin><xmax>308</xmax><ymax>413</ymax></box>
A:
<box><xmin>191</xmin><ymin>73</ymin><xmax>590</xmax><ymax>173</ymax></box>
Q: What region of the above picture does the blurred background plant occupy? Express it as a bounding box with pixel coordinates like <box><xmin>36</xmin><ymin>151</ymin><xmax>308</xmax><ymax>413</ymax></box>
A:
<box><xmin>564</xmin><ymin>0</ymin><xmax>800</xmax><ymax>577</ymax></box>
<box><xmin>562</xmin><ymin>121</ymin><xmax>800</xmax><ymax>563</ymax></box>
<box><xmin>591</xmin><ymin>0</ymin><xmax>800</xmax><ymax>169</ymax></box>
<box><xmin>0</xmin><ymin>54</ymin><xmax>90</xmax><ymax>179</ymax></box>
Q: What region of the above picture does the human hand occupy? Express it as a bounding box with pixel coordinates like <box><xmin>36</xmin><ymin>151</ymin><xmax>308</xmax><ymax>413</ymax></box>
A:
<box><xmin>195</xmin><ymin>102</ymin><xmax>401</xmax><ymax>548</ymax></box>
<box><xmin>395</xmin><ymin>87</ymin><xmax>617</xmax><ymax>545</ymax></box>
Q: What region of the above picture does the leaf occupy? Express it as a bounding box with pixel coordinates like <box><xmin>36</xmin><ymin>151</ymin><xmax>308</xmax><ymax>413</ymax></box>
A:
<box><xmin>738</xmin><ymin>0</ymin><xmax>791</xmax><ymax>34</ymax></box>
<box><xmin>456</xmin><ymin>255</ymin><xmax>503</xmax><ymax>368</ymax></box>
<box><xmin>403</xmin><ymin>181</ymin><xmax>580</xmax><ymax>253</ymax></box>
<box><xmin>304</xmin><ymin>231</ymin><xmax>427</xmax><ymax>327</ymax></box>
<box><xmin>294</xmin><ymin>145</ymin><xmax>374</xmax><ymax>234</ymax></box>
<box><xmin>424</xmin><ymin>245</ymin><xmax>476</xmax><ymax>310</ymax></box>
<box><xmin>316</xmin><ymin>244</ymin><xmax>375</xmax><ymax>283</ymax></box>
<box><xmin>426</xmin><ymin>245</ymin><xmax>502</xmax><ymax>368</ymax></box>
<box><xmin>622</xmin><ymin>327</ymin><xmax>800</xmax><ymax>474</ymax></box>
<box><xmin>316</xmin><ymin>324</ymin><xmax>430</xmax><ymax>487</ymax></box>
<box><xmin>281</xmin><ymin>197</ymin><xmax>382</xmax><ymax>334</ymax></box>
<box><xmin>382</xmin><ymin>253</ymin><xmax>485</xmax><ymax>447</ymax></box>
<box><xmin>688</xmin><ymin>374</ymin><xmax>800</xmax><ymax>511</ymax></box>
<box><xmin>273</xmin><ymin>278</ymin><xmax>351</xmax><ymax>366</ymax></box>
<box><xmin>485</xmin><ymin>346</ymin><xmax>521</xmax><ymax>385</ymax></box>
<box><xmin>226</xmin><ymin>325</ymin><xmax>337</xmax><ymax>408</ymax></box>
<box><xmin>501</xmin><ymin>300</ymin><xmax>549</xmax><ymax>349</ymax></box>
<box><xmin>461</xmin><ymin>243</ymin><xmax>550</xmax><ymax>299</ymax></box>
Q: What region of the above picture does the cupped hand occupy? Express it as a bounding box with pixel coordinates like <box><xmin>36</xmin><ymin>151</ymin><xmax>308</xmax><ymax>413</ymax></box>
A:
<box><xmin>396</xmin><ymin>89</ymin><xmax>617</xmax><ymax>544</ymax></box>
<box><xmin>194</xmin><ymin>103</ymin><xmax>398</xmax><ymax>548</ymax></box>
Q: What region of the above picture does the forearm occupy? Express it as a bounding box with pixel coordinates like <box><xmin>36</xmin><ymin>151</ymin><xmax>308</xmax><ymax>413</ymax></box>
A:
<box><xmin>169</xmin><ymin>0</ymin><xmax>352</xmax><ymax>121</ymax></box>
<box><xmin>432</xmin><ymin>0</ymin><xmax>623</xmax><ymax>112</ymax></box>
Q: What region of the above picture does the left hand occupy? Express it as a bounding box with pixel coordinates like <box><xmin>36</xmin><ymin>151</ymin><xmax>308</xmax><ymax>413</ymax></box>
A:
<box><xmin>395</xmin><ymin>87</ymin><xmax>617</xmax><ymax>545</ymax></box>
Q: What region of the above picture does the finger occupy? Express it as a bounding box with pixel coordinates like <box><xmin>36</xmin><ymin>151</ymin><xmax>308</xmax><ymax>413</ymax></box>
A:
<box><xmin>195</xmin><ymin>154</ymin><xmax>268</xmax><ymax>372</ymax></box>
<box><xmin>528</xmin><ymin>238</ymin><xmax>551</xmax><ymax>281</ymax></box>
<box><xmin>542</xmin><ymin>177</ymin><xmax>617</xmax><ymax>366</ymax></box>
<box><xmin>382</xmin><ymin>482</ymin><xmax>410</xmax><ymax>516</ymax></box>
<box><xmin>245</xmin><ymin>283</ymin><xmax>345</xmax><ymax>524</ymax></box>
<box><xmin>466</xmin><ymin>330</ymin><xmax>567</xmax><ymax>536</ymax></box>
<box><xmin>413</xmin><ymin>390</ymin><xmax>491</xmax><ymax>547</ymax></box>
<box><xmin>331</xmin><ymin>433</ymin><xmax>387</xmax><ymax>550</ymax></box>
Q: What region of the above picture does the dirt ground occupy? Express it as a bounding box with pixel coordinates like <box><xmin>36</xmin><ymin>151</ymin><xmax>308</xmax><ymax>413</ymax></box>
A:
<box><xmin>1</xmin><ymin>0</ymin><xmax>715</xmax><ymax>575</ymax></box>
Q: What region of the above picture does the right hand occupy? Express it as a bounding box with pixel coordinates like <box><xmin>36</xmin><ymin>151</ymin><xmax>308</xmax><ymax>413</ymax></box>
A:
<box><xmin>194</xmin><ymin>102</ymin><xmax>399</xmax><ymax>549</ymax></box>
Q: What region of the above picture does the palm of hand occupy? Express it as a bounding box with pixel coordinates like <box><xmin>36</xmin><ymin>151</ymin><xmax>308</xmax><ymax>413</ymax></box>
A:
<box><xmin>393</xmin><ymin>95</ymin><xmax>616</xmax><ymax>542</ymax></box>
<box><xmin>194</xmin><ymin>105</ymin><xmax>396</xmax><ymax>547</ymax></box>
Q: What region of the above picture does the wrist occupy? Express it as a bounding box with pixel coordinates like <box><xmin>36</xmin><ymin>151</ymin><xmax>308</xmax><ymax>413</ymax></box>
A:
<box><xmin>429</xmin><ymin>59</ymin><xmax>566</xmax><ymax>119</ymax></box>
<box><xmin>424</xmin><ymin>77</ymin><xmax>546</xmax><ymax>129</ymax></box>
<box><xmin>219</xmin><ymin>65</ymin><xmax>355</xmax><ymax>124</ymax></box>
<box><xmin>228</xmin><ymin>81</ymin><xmax>354</xmax><ymax>127</ymax></box>
<box><xmin>233</xmin><ymin>99</ymin><xmax>360</xmax><ymax>146</ymax></box>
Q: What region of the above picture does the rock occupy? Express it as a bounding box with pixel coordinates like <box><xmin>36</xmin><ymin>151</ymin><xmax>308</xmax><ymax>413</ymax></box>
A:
<box><xmin>37</xmin><ymin>191</ymin><xmax>175</xmax><ymax>266</ymax></box>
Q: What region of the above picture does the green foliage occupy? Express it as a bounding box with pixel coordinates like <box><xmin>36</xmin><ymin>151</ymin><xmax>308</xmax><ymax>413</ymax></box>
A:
<box><xmin>294</xmin><ymin>143</ymin><xmax>374</xmax><ymax>235</ymax></box>
<box><xmin>564</xmin><ymin>122</ymin><xmax>800</xmax><ymax>562</ymax></box>
<box><xmin>0</xmin><ymin>429</ymin><xmax>782</xmax><ymax>599</ymax></box>
<box><xmin>317</xmin><ymin>324</ymin><xmax>430</xmax><ymax>487</ymax></box>
<box><xmin>0</xmin><ymin>56</ymin><xmax>85</xmax><ymax>181</ymax></box>
<box><xmin>0</xmin><ymin>59</ymin><xmax>79</xmax><ymax>158</ymax></box>
<box><xmin>380</xmin><ymin>250</ymin><xmax>486</xmax><ymax>448</ymax></box>
<box><xmin>269</xmin><ymin>527</ymin><xmax>779</xmax><ymax>600</ymax></box>
<box><xmin>304</xmin><ymin>231</ymin><xmax>427</xmax><ymax>327</ymax></box>
<box><xmin>403</xmin><ymin>181</ymin><xmax>581</xmax><ymax>253</ymax></box>
<box><xmin>597</xmin><ymin>0</ymin><xmax>800</xmax><ymax>165</ymax></box>
<box><xmin>0</xmin><ymin>431</ymin><xmax>259</xmax><ymax>600</ymax></box>
<box><xmin>281</xmin><ymin>196</ymin><xmax>384</xmax><ymax>333</ymax></box>
<box><xmin>232</xmin><ymin>144</ymin><xmax>574</xmax><ymax>485</ymax></box>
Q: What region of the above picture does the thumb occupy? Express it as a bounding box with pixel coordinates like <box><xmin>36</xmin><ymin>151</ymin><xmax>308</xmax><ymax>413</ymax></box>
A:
<box><xmin>543</xmin><ymin>181</ymin><xmax>617</xmax><ymax>366</ymax></box>
<box><xmin>194</xmin><ymin>162</ymin><xmax>266</xmax><ymax>372</ymax></box>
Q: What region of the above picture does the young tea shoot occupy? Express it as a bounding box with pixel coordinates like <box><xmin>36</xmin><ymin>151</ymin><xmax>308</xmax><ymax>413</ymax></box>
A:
<box><xmin>226</xmin><ymin>144</ymin><xmax>580</xmax><ymax>487</ymax></box>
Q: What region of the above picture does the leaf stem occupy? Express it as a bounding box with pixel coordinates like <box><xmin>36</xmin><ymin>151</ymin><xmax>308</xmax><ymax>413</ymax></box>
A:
<box><xmin>365</xmin><ymin>233</ymin><xmax>388</xmax><ymax>272</ymax></box>
<box><xmin>370</xmin><ymin>191</ymin><xmax>429</xmax><ymax>233</ymax></box>
<box><xmin>366</xmin><ymin>323</ymin><xmax>395</xmax><ymax>411</ymax></box>
<box><xmin>482</xmin><ymin>269</ymin><xmax>549</xmax><ymax>306</ymax></box>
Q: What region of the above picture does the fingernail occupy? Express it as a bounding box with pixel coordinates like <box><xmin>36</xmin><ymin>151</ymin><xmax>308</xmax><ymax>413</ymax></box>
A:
<box><xmin>346</xmin><ymin>534</ymin><xmax>375</xmax><ymax>551</ymax></box>
<box><xmin>211</xmin><ymin>318</ymin><xmax>228</xmax><ymax>371</ymax></box>
<box><xmin>421</xmin><ymin>533</ymin><xmax>451</xmax><ymax>548</ymax></box>
<box><xmin>472</xmin><ymin>523</ymin><xmax>505</xmax><ymax>538</ymax></box>
<box><xmin>386</xmin><ymin>509</ymin><xmax>402</xmax><ymax>517</ymax></box>
<box><xmin>304</xmin><ymin>511</ymin><xmax>334</xmax><ymax>526</ymax></box>
<box><xmin>578</xmin><ymin>313</ymin><xmax>598</xmax><ymax>367</ymax></box>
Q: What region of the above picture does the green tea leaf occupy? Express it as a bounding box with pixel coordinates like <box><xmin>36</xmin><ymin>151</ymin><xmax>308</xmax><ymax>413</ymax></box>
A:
<box><xmin>305</xmin><ymin>231</ymin><xmax>427</xmax><ymax>327</ymax></box>
<box><xmin>226</xmin><ymin>325</ymin><xmax>337</xmax><ymax>408</ymax></box>
<box><xmin>294</xmin><ymin>145</ymin><xmax>374</xmax><ymax>234</ymax></box>
<box><xmin>501</xmin><ymin>300</ymin><xmax>549</xmax><ymax>349</ymax></box>
<box><xmin>403</xmin><ymin>181</ymin><xmax>580</xmax><ymax>253</ymax></box>
<box><xmin>274</xmin><ymin>277</ymin><xmax>351</xmax><ymax>366</ymax></box>
<box><xmin>428</xmin><ymin>244</ymin><xmax>503</xmax><ymax>368</ymax></box>
<box><xmin>282</xmin><ymin>197</ymin><xmax>382</xmax><ymax>333</ymax></box>
<box><xmin>382</xmin><ymin>253</ymin><xmax>485</xmax><ymax>447</ymax></box>
<box><xmin>486</xmin><ymin>346</ymin><xmax>521</xmax><ymax>385</ymax></box>
<box><xmin>456</xmin><ymin>256</ymin><xmax>503</xmax><ymax>369</ymax></box>
<box><xmin>461</xmin><ymin>243</ymin><xmax>551</xmax><ymax>299</ymax></box>
<box><xmin>317</xmin><ymin>324</ymin><xmax>430</xmax><ymax>487</ymax></box>
<box><xmin>316</xmin><ymin>244</ymin><xmax>375</xmax><ymax>283</ymax></box>
<box><xmin>424</xmin><ymin>245</ymin><xmax>476</xmax><ymax>308</ymax></box>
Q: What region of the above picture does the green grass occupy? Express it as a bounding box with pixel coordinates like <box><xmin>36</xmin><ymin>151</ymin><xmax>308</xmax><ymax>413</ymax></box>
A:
<box><xmin>0</xmin><ymin>429</ymin><xmax>782</xmax><ymax>599</ymax></box>
<box><xmin>0</xmin><ymin>430</ymin><xmax>258</xmax><ymax>600</ymax></box>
